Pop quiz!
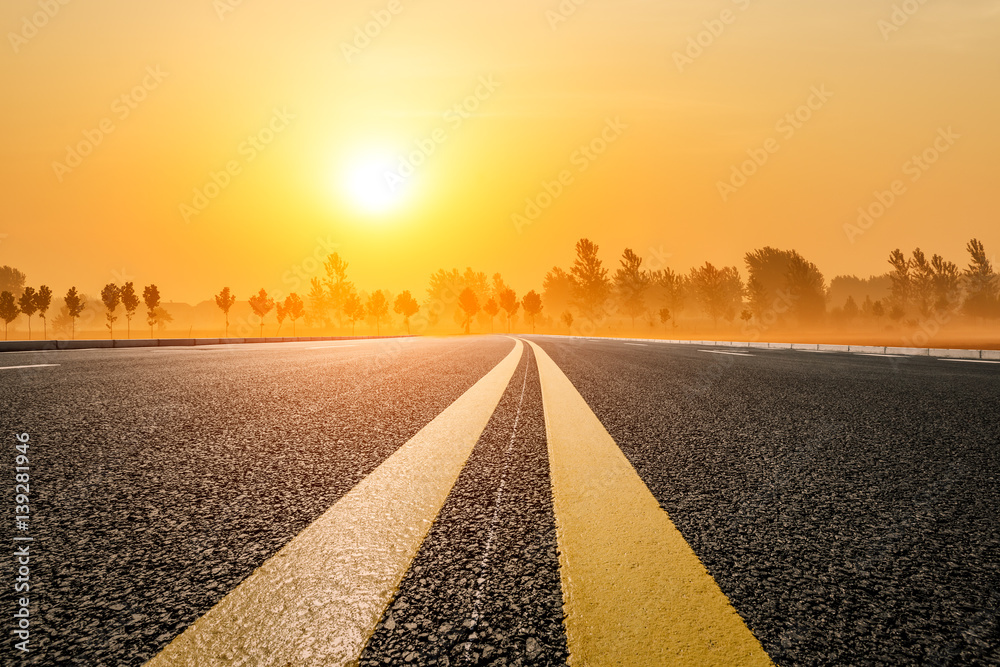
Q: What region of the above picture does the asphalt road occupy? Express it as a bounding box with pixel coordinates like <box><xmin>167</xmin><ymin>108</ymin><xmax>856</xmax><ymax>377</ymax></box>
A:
<box><xmin>531</xmin><ymin>336</ymin><xmax>1000</xmax><ymax>666</ymax></box>
<box><xmin>2</xmin><ymin>335</ymin><xmax>999</xmax><ymax>665</ymax></box>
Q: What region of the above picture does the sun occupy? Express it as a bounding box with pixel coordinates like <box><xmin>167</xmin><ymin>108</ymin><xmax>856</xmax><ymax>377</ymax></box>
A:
<box><xmin>341</xmin><ymin>152</ymin><xmax>409</xmax><ymax>215</ymax></box>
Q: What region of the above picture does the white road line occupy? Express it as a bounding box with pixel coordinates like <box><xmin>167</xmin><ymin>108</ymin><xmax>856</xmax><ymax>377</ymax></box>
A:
<box><xmin>939</xmin><ymin>358</ymin><xmax>1000</xmax><ymax>364</ymax></box>
<box><xmin>0</xmin><ymin>364</ymin><xmax>60</xmax><ymax>370</ymax></box>
<box><xmin>623</xmin><ymin>343</ymin><xmax>647</xmax><ymax>347</ymax></box>
<box><xmin>306</xmin><ymin>345</ymin><xmax>359</xmax><ymax>350</ymax></box>
<box><xmin>859</xmin><ymin>353</ymin><xmax>906</xmax><ymax>358</ymax></box>
<box><xmin>699</xmin><ymin>350</ymin><xmax>753</xmax><ymax>357</ymax></box>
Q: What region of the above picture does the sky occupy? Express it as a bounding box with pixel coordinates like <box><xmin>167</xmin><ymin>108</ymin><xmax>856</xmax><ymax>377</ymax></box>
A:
<box><xmin>2</xmin><ymin>0</ymin><xmax>999</xmax><ymax>303</ymax></box>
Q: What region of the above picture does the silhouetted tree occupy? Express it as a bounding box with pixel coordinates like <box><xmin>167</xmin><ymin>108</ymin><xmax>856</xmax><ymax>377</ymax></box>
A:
<box><xmin>872</xmin><ymin>300</ymin><xmax>885</xmax><ymax>321</ymax></box>
<box><xmin>963</xmin><ymin>238</ymin><xmax>999</xmax><ymax>319</ymax></box>
<box><xmin>930</xmin><ymin>254</ymin><xmax>960</xmax><ymax>312</ymax></box>
<box><xmin>785</xmin><ymin>253</ymin><xmax>826</xmax><ymax>324</ymax></box>
<box><xmin>323</xmin><ymin>253</ymin><xmax>353</xmax><ymax>330</ymax></box>
<box><xmin>18</xmin><ymin>287</ymin><xmax>37</xmax><ymax>339</ymax></box>
<box><xmin>498</xmin><ymin>287</ymin><xmax>519</xmax><ymax>333</ymax></box>
<box><xmin>275</xmin><ymin>300</ymin><xmax>288</xmax><ymax>335</ymax></box>
<box><xmin>248</xmin><ymin>288</ymin><xmax>275</xmax><ymax>337</ymax></box>
<box><xmin>542</xmin><ymin>267</ymin><xmax>573</xmax><ymax>317</ymax></box>
<box><xmin>522</xmin><ymin>290</ymin><xmax>543</xmax><ymax>333</ymax></box>
<box><xmin>64</xmin><ymin>287</ymin><xmax>85</xmax><ymax>339</ymax></box>
<box><xmin>689</xmin><ymin>262</ymin><xmax>743</xmax><ymax>326</ymax></box>
<box><xmin>35</xmin><ymin>285</ymin><xmax>52</xmax><ymax>339</ymax></box>
<box><xmin>458</xmin><ymin>287</ymin><xmax>480</xmax><ymax>334</ymax></box>
<box><xmin>843</xmin><ymin>296</ymin><xmax>859</xmax><ymax>321</ymax></box>
<box><xmin>393</xmin><ymin>291</ymin><xmax>419</xmax><ymax>334</ymax></box>
<box><xmin>120</xmin><ymin>282</ymin><xmax>140</xmax><ymax>338</ymax></box>
<box><xmin>650</xmin><ymin>268</ymin><xmax>686</xmax><ymax>321</ymax></box>
<box><xmin>344</xmin><ymin>290</ymin><xmax>364</xmax><ymax>335</ymax></box>
<box><xmin>0</xmin><ymin>291</ymin><xmax>18</xmax><ymax>340</ymax></box>
<box><xmin>307</xmin><ymin>278</ymin><xmax>329</xmax><ymax>332</ymax></box>
<box><xmin>570</xmin><ymin>239</ymin><xmax>610</xmax><ymax>321</ymax></box>
<box><xmin>482</xmin><ymin>297</ymin><xmax>500</xmax><ymax>333</ymax></box>
<box><xmin>910</xmin><ymin>249</ymin><xmax>935</xmax><ymax>316</ymax></box>
<box><xmin>215</xmin><ymin>287</ymin><xmax>236</xmax><ymax>337</ymax></box>
<box><xmin>143</xmin><ymin>285</ymin><xmax>161</xmax><ymax>337</ymax></box>
<box><xmin>367</xmin><ymin>290</ymin><xmax>389</xmax><ymax>335</ymax></box>
<box><xmin>0</xmin><ymin>266</ymin><xmax>26</xmax><ymax>296</ymax></box>
<box><xmin>561</xmin><ymin>310</ymin><xmax>573</xmax><ymax>332</ymax></box>
<box><xmin>613</xmin><ymin>248</ymin><xmax>650</xmax><ymax>330</ymax></box>
<box><xmin>101</xmin><ymin>283</ymin><xmax>121</xmax><ymax>339</ymax></box>
<box><xmin>745</xmin><ymin>247</ymin><xmax>825</xmax><ymax>324</ymax></box>
<box><xmin>285</xmin><ymin>293</ymin><xmax>305</xmax><ymax>336</ymax></box>
<box><xmin>887</xmin><ymin>249</ymin><xmax>911</xmax><ymax>316</ymax></box>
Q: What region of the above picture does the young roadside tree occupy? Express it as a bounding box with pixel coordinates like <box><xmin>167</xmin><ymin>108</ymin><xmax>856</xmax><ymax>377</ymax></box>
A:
<box><xmin>248</xmin><ymin>289</ymin><xmax>275</xmax><ymax>337</ymax></box>
<box><xmin>458</xmin><ymin>287</ymin><xmax>480</xmax><ymax>334</ymax></box>
<box><xmin>661</xmin><ymin>308</ymin><xmax>674</xmax><ymax>326</ymax></box>
<box><xmin>214</xmin><ymin>287</ymin><xmax>237</xmax><ymax>337</ymax></box>
<box><xmin>561</xmin><ymin>310</ymin><xmax>574</xmax><ymax>333</ymax></box>
<box><xmin>275</xmin><ymin>300</ymin><xmax>288</xmax><ymax>335</ymax></box>
<box><xmin>143</xmin><ymin>285</ymin><xmax>161</xmax><ymax>338</ymax></box>
<box><xmin>307</xmin><ymin>278</ymin><xmax>329</xmax><ymax>333</ymax></box>
<box><xmin>35</xmin><ymin>285</ymin><xmax>52</xmax><ymax>339</ymax></box>
<box><xmin>542</xmin><ymin>267</ymin><xmax>573</xmax><ymax>318</ymax></box>
<box><xmin>482</xmin><ymin>297</ymin><xmax>500</xmax><ymax>333</ymax></box>
<box><xmin>120</xmin><ymin>282</ymin><xmax>140</xmax><ymax>338</ymax></box>
<box><xmin>689</xmin><ymin>262</ymin><xmax>744</xmax><ymax>327</ymax></box>
<box><xmin>570</xmin><ymin>238</ymin><xmax>611</xmax><ymax>321</ymax></box>
<box><xmin>613</xmin><ymin>248</ymin><xmax>650</xmax><ymax>330</ymax></box>
<box><xmin>101</xmin><ymin>283</ymin><xmax>121</xmax><ymax>339</ymax></box>
<box><xmin>0</xmin><ymin>291</ymin><xmax>19</xmax><ymax>340</ymax></box>
<box><xmin>887</xmin><ymin>249</ymin><xmax>911</xmax><ymax>317</ymax></box>
<box><xmin>522</xmin><ymin>290</ymin><xmax>543</xmax><ymax>333</ymax></box>
<box><xmin>367</xmin><ymin>290</ymin><xmax>390</xmax><ymax>336</ymax></box>
<box><xmin>285</xmin><ymin>293</ymin><xmax>305</xmax><ymax>337</ymax></box>
<box><xmin>64</xmin><ymin>287</ymin><xmax>85</xmax><ymax>340</ymax></box>
<box><xmin>498</xmin><ymin>287</ymin><xmax>519</xmax><ymax>333</ymax></box>
<box><xmin>963</xmin><ymin>238</ymin><xmax>999</xmax><ymax>319</ymax></box>
<box><xmin>910</xmin><ymin>249</ymin><xmax>935</xmax><ymax>317</ymax></box>
<box><xmin>344</xmin><ymin>291</ymin><xmax>364</xmax><ymax>335</ymax></box>
<box><xmin>323</xmin><ymin>253</ymin><xmax>353</xmax><ymax>331</ymax></box>
<box><xmin>930</xmin><ymin>254</ymin><xmax>960</xmax><ymax>312</ymax></box>
<box><xmin>393</xmin><ymin>290</ymin><xmax>419</xmax><ymax>334</ymax></box>
<box><xmin>18</xmin><ymin>287</ymin><xmax>38</xmax><ymax>339</ymax></box>
<box><xmin>651</xmin><ymin>268</ymin><xmax>686</xmax><ymax>323</ymax></box>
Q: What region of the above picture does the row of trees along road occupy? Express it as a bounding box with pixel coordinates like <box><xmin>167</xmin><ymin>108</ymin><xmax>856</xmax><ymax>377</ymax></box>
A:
<box><xmin>1</xmin><ymin>237</ymin><xmax>997</xmax><ymax>339</ymax></box>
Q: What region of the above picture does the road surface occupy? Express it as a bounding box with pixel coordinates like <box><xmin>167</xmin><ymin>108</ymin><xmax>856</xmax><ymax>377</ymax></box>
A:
<box><xmin>1</xmin><ymin>336</ymin><xmax>997</xmax><ymax>665</ymax></box>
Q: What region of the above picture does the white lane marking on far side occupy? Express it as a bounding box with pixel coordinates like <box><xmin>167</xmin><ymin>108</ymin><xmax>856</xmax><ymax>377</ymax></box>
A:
<box><xmin>0</xmin><ymin>364</ymin><xmax>60</xmax><ymax>370</ymax></box>
<box><xmin>624</xmin><ymin>343</ymin><xmax>647</xmax><ymax>347</ymax></box>
<box><xmin>306</xmin><ymin>345</ymin><xmax>359</xmax><ymax>350</ymax></box>
<box><xmin>939</xmin><ymin>358</ymin><xmax>1000</xmax><ymax>364</ymax></box>
<box><xmin>859</xmin><ymin>353</ymin><xmax>906</xmax><ymax>358</ymax></box>
<box><xmin>699</xmin><ymin>350</ymin><xmax>753</xmax><ymax>357</ymax></box>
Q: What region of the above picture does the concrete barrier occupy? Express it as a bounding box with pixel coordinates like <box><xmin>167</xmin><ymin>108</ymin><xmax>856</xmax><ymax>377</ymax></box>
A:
<box><xmin>885</xmin><ymin>346</ymin><xmax>929</xmax><ymax>356</ymax></box>
<box><xmin>817</xmin><ymin>344</ymin><xmax>850</xmax><ymax>352</ymax></box>
<box><xmin>112</xmin><ymin>339</ymin><xmax>157</xmax><ymax>348</ymax></box>
<box><xmin>848</xmin><ymin>345</ymin><xmax>885</xmax><ymax>354</ymax></box>
<box><xmin>768</xmin><ymin>342</ymin><xmax>793</xmax><ymax>349</ymax></box>
<box><xmin>928</xmin><ymin>348</ymin><xmax>981</xmax><ymax>359</ymax></box>
<box><xmin>158</xmin><ymin>339</ymin><xmax>196</xmax><ymax>347</ymax></box>
<box><xmin>982</xmin><ymin>349</ymin><xmax>1000</xmax><ymax>361</ymax></box>
<box><xmin>791</xmin><ymin>343</ymin><xmax>819</xmax><ymax>351</ymax></box>
<box><xmin>57</xmin><ymin>340</ymin><xmax>113</xmax><ymax>349</ymax></box>
<box><xmin>0</xmin><ymin>340</ymin><xmax>58</xmax><ymax>352</ymax></box>
<box><xmin>194</xmin><ymin>338</ymin><xmax>222</xmax><ymax>346</ymax></box>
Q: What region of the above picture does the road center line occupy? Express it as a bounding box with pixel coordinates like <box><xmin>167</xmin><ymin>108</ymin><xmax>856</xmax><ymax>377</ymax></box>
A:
<box><xmin>860</xmin><ymin>353</ymin><xmax>906</xmax><ymax>358</ymax></box>
<box><xmin>699</xmin><ymin>349</ymin><xmax>753</xmax><ymax>357</ymax></box>
<box><xmin>148</xmin><ymin>339</ymin><xmax>524</xmax><ymax>667</ymax></box>
<box><xmin>0</xmin><ymin>364</ymin><xmax>60</xmax><ymax>370</ymax></box>
<box><xmin>528</xmin><ymin>340</ymin><xmax>773</xmax><ymax>666</ymax></box>
<box><xmin>939</xmin><ymin>358</ymin><xmax>1000</xmax><ymax>364</ymax></box>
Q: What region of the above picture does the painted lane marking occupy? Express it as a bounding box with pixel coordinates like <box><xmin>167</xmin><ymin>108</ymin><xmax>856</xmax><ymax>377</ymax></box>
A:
<box><xmin>859</xmin><ymin>353</ymin><xmax>906</xmax><ymax>358</ymax></box>
<box><xmin>624</xmin><ymin>343</ymin><xmax>647</xmax><ymax>347</ymax></box>
<box><xmin>699</xmin><ymin>350</ymin><xmax>753</xmax><ymax>357</ymax></box>
<box><xmin>0</xmin><ymin>364</ymin><xmax>59</xmax><ymax>370</ymax></box>
<box><xmin>305</xmin><ymin>345</ymin><xmax>359</xmax><ymax>350</ymax></box>
<box><xmin>148</xmin><ymin>339</ymin><xmax>524</xmax><ymax>667</ymax></box>
<box><xmin>528</xmin><ymin>340</ymin><xmax>773</xmax><ymax>666</ymax></box>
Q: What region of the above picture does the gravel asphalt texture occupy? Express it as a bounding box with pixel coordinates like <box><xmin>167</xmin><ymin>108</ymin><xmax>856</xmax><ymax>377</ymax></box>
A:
<box><xmin>361</xmin><ymin>343</ymin><xmax>568</xmax><ymax>667</ymax></box>
<box><xmin>531</xmin><ymin>337</ymin><xmax>1000</xmax><ymax>666</ymax></box>
<box><xmin>1</xmin><ymin>337</ymin><xmax>512</xmax><ymax>666</ymax></box>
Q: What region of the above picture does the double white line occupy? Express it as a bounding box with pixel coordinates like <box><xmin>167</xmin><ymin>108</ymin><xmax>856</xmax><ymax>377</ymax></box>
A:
<box><xmin>149</xmin><ymin>338</ymin><xmax>772</xmax><ymax>666</ymax></box>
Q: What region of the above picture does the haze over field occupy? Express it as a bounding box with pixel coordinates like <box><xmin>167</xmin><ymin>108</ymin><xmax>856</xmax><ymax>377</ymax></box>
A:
<box><xmin>2</xmin><ymin>1</ymin><xmax>999</xmax><ymax>306</ymax></box>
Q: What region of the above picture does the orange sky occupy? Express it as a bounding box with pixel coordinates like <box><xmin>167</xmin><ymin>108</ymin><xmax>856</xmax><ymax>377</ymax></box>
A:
<box><xmin>2</xmin><ymin>0</ymin><xmax>998</xmax><ymax>303</ymax></box>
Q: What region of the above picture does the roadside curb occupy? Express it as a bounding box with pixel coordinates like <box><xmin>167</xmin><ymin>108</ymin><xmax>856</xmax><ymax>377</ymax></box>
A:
<box><xmin>0</xmin><ymin>335</ymin><xmax>414</xmax><ymax>354</ymax></box>
<box><xmin>529</xmin><ymin>335</ymin><xmax>999</xmax><ymax>361</ymax></box>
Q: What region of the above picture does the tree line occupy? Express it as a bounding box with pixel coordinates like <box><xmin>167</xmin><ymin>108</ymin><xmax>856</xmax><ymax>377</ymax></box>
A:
<box><xmin>1</xmin><ymin>236</ymin><xmax>996</xmax><ymax>340</ymax></box>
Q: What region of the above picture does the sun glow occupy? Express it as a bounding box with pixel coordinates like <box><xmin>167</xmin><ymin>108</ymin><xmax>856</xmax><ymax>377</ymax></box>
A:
<box><xmin>341</xmin><ymin>152</ymin><xmax>409</xmax><ymax>215</ymax></box>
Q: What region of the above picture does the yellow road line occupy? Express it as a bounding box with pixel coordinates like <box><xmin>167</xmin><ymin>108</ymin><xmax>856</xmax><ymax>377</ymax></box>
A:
<box><xmin>148</xmin><ymin>339</ymin><xmax>524</xmax><ymax>667</ymax></box>
<box><xmin>528</xmin><ymin>340</ymin><xmax>773</xmax><ymax>667</ymax></box>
